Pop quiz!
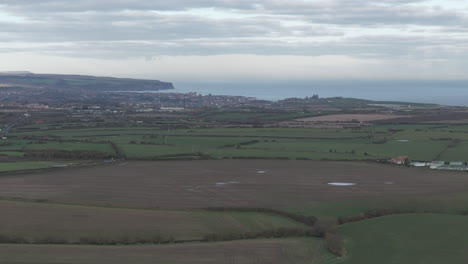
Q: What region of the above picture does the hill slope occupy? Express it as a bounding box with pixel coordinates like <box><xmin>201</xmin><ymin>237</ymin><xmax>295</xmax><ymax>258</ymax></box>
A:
<box><xmin>338</xmin><ymin>214</ymin><xmax>468</xmax><ymax>264</ymax></box>
<box><xmin>0</xmin><ymin>73</ymin><xmax>174</xmax><ymax>91</ymax></box>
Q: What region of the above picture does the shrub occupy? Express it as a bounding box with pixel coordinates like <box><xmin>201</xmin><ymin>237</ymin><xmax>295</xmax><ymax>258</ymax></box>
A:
<box><xmin>205</xmin><ymin>207</ymin><xmax>317</xmax><ymax>227</ymax></box>
<box><xmin>33</xmin><ymin>236</ymin><xmax>67</xmax><ymax>244</ymax></box>
<box><xmin>0</xmin><ymin>234</ymin><xmax>29</xmax><ymax>244</ymax></box>
<box><xmin>201</xmin><ymin>227</ymin><xmax>312</xmax><ymax>242</ymax></box>
<box><xmin>325</xmin><ymin>232</ymin><xmax>345</xmax><ymax>257</ymax></box>
<box><xmin>313</xmin><ymin>219</ymin><xmax>338</xmax><ymax>237</ymax></box>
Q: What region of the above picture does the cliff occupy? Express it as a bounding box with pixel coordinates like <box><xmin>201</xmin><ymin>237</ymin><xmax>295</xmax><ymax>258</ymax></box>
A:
<box><xmin>0</xmin><ymin>73</ymin><xmax>174</xmax><ymax>91</ymax></box>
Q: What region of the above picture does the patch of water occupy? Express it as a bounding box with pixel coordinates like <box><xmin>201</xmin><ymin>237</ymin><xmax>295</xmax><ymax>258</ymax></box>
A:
<box><xmin>215</xmin><ymin>181</ymin><xmax>241</xmax><ymax>186</ymax></box>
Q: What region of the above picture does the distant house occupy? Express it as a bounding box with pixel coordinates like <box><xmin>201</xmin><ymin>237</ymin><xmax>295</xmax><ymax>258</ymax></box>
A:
<box><xmin>160</xmin><ymin>107</ymin><xmax>185</xmax><ymax>112</ymax></box>
<box><xmin>390</xmin><ymin>156</ymin><xmax>409</xmax><ymax>165</ymax></box>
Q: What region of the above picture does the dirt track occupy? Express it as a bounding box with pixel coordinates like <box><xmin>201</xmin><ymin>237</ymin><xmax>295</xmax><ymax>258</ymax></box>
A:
<box><xmin>0</xmin><ymin>160</ymin><xmax>467</xmax><ymax>210</ymax></box>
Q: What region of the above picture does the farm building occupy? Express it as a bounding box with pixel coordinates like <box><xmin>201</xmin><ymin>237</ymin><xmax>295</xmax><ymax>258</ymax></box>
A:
<box><xmin>408</xmin><ymin>160</ymin><xmax>468</xmax><ymax>171</ymax></box>
<box><xmin>389</xmin><ymin>156</ymin><xmax>409</xmax><ymax>165</ymax></box>
<box><xmin>410</xmin><ymin>161</ymin><xmax>428</xmax><ymax>167</ymax></box>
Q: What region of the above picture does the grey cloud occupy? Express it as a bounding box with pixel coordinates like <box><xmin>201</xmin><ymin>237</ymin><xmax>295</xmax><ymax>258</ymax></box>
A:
<box><xmin>0</xmin><ymin>10</ymin><xmax>342</xmax><ymax>42</ymax></box>
<box><xmin>0</xmin><ymin>0</ymin><xmax>466</xmax><ymax>61</ymax></box>
<box><xmin>0</xmin><ymin>0</ymin><xmax>432</xmax><ymax>12</ymax></box>
<box><xmin>2</xmin><ymin>0</ymin><xmax>466</xmax><ymax>26</ymax></box>
<box><xmin>1</xmin><ymin>34</ymin><xmax>466</xmax><ymax>62</ymax></box>
<box><xmin>0</xmin><ymin>0</ymin><xmax>255</xmax><ymax>12</ymax></box>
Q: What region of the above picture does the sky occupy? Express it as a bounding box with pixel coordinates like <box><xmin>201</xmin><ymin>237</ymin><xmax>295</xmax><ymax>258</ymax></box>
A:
<box><xmin>0</xmin><ymin>0</ymin><xmax>467</xmax><ymax>82</ymax></box>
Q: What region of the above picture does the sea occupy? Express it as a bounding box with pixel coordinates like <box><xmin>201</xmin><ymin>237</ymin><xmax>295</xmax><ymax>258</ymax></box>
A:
<box><xmin>150</xmin><ymin>80</ymin><xmax>468</xmax><ymax>106</ymax></box>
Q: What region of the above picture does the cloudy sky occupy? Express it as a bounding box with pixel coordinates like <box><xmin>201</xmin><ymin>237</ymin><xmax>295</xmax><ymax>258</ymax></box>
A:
<box><xmin>0</xmin><ymin>0</ymin><xmax>467</xmax><ymax>82</ymax></box>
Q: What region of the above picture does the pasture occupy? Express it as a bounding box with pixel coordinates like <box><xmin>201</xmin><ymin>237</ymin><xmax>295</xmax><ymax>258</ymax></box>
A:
<box><xmin>0</xmin><ymin>161</ymin><xmax>66</xmax><ymax>172</ymax></box>
<box><xmin>5</xmin><ymin>123</ymin><xmax>468</xmax><ymax>161</ymax></box>
<box><xmin>296</xmin><ymin>113</ymin><xmax>408</xmax><ymax>122</ymax></box>
<box><xmin>204</xmin><ymin>111</ymin><xmax>318</xmax><ymax>121</ymax></box>
<box><xmin>0</xmin><ymin>238</ymin><xmax>332</xmax><ymax>264</ymax></box>
<box><xmin>0</xmin><ymin>200</ymin><xmax>307</xmax><ymax>243</ymax></box>
<box><xmin>338</xmin><ymin>214</ymin><xmax>468</xmax><ymax>264</ymax></box>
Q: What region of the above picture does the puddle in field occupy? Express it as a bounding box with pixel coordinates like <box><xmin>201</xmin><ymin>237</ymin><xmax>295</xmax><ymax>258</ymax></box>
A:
<box><xmin>257</xmin><ymin>170</ymin><xmax>266</xmax><ymax>174</ymax></box>
<box><xmin>215</xmin><ymin>181</ymin><xmax>241</xmax><ymax>186</ymax></box>
<box><xmin>327</xmin><ymin>182</ymin><xmax>356</xmax><ymax>186</ymax></box>
<box><xmin>185</xmin><ymin>186</ymin><xmax>204</xmax><ymax>192</ymax></box>
<box><xmin>385</xmin><ymin>182</ymin><xmax>395</xmax><ymax>185</ymax></box>
<box><xmin>396</xmin><ymin>139</ymin><xmax>409</xmax><ymax>142</ymax></box>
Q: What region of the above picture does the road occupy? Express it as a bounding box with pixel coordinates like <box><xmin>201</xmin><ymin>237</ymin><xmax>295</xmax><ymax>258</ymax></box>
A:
<box><xmin>0</xmin><ymin>114</ymin><xmax>29</xmax><ymax>134</ymax></box>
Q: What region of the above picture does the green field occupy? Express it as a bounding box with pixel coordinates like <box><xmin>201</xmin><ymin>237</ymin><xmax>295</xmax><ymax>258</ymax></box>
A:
<box><xmin>0</xmin><ymin>161</ymin><xmax>67</xmax><ymax>172</ymax></box>
<box><xmin>439</xmin><ymin>141</ymin><xmax>468</xmax><ymax>161</ymax></box>
<box><xmin>338</xmin><ymin>214</ymin><xmax>468</xmax><ymax>264</ymax></box>
<box><xmin>204</xmin><ymin>112</ymin><xmax>319</xmax><ymax>121</ymax></box>
<box><xmin>0</xmin><ymin>200</ymin><xmax>309</xmax><ymax>243</ymax></box>
<box><xmin>24</xmin><ymin>142</ymin><xmax>115</xmax><ymax>153</ymax></box>
<box><xmin>7</xmin><ymin>122</ymin><xmax>468</xmax><ymax>162</ymax></box>
<box><xmin>0</xmin><ymin>151</ymin><xmax>24</xmax><ymax>157</ymax></box>
<box><xmin>0</xmin><ymin>238</ymin><xmax>334</xmax><ymax>264</ymax></box>
<box><xmin>3</xmin><ymin>119</ymin><xmax>468</xmax><ymax>262</ymax></box>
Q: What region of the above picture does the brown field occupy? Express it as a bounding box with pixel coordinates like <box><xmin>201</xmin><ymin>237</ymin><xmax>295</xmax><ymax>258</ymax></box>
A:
<box><xmin>0</xmin><ymin>160</ymin><xmax>467</xmax><ymax>210</ymax></box>
<box><xmin>0</xmin><ymin>238</ymin><xmax>328</xmax><ymax>264</ymax></box>
<box><xmin>296</xmin><ymin>114</ymin><xmax>409</xmax><ymax>122</ymax></box>
<box><xmin>0</xmin><ymin>200</ymin><xmax>305</xmax><ymax>242</ymax></box>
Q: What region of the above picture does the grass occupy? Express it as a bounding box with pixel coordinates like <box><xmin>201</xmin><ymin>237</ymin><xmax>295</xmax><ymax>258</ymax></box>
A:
<box><xmin>0</xmin><ymin>151</ymin><xmax>24</xmax><ymax>157</ymax></box>
<box><xmin>108</xmin><ymin>135</ymin><xmax>447</xmax><ymax>160</ymax></box>
<box><xmin>120</xmin><ymin>144</ymin><xmax>194</xmax><ymax>158</ymax></box>
<box><xmin>338</xmin><ymin>214</ymin><xmax>468</xmax><ymax>264</ymax></box>
<box><xmin>7</xmin><ymin>123</ymin><xmax>468</xmax><ymax>161</ymax></box>
<box><xmin>294</xmin><ymin>201</ymin><xmax>378</xmax><ymax>218</ymax></box>
<box><xmin>439</xmin><ymin>141</ymin><xmax>468</xmax><ymax>161</ymax></box>
<box><xmin>24</xmin><ymin>142</ymin><xmax>115</xmax><ymax>153</ymax></box>
<box><xmin>0</xmin><ymin>200</ymin><xmax>309</xmax><ymax>243</ymax></box>
<box><xmin>10</xmin><ymin>127</ymin><xmax>368</xmax><ymax>139</ymax></box>
<box><xmin>0</xmin><ymin>238</ymin><xmax>333</xmax><ymax>264</ymax></box>
<box><xmin>295</xmin><ymin>191</ymin><xmax>468</xmax><ymax>219</ymax></box>
<box><xmin>0</xmin><ymin>161</ymin><xmax>64</xmax><ymax>172</ymax></box>
<box><xmin>204</xmin><ymin>112</ymin><xmax>318</xmax><ymax>121</ymax></box>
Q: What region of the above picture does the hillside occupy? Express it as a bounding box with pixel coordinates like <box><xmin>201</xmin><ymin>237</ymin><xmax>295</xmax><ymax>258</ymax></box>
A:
<box><xmin>338</xmin><ymin>214</ymin><xmax>468</xmax><ymax>264</ymax></box>
<box><xmin>0</xmin><ymin>73</ymin><xmax>174</xmax><ymax>91</ymax></box>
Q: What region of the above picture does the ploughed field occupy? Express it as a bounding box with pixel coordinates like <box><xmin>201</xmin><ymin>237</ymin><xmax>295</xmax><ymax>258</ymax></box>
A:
<box><xmin>0</xmin><ymin>160</ymin><xmax>467</xmax><ymax>210</ymax></box>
